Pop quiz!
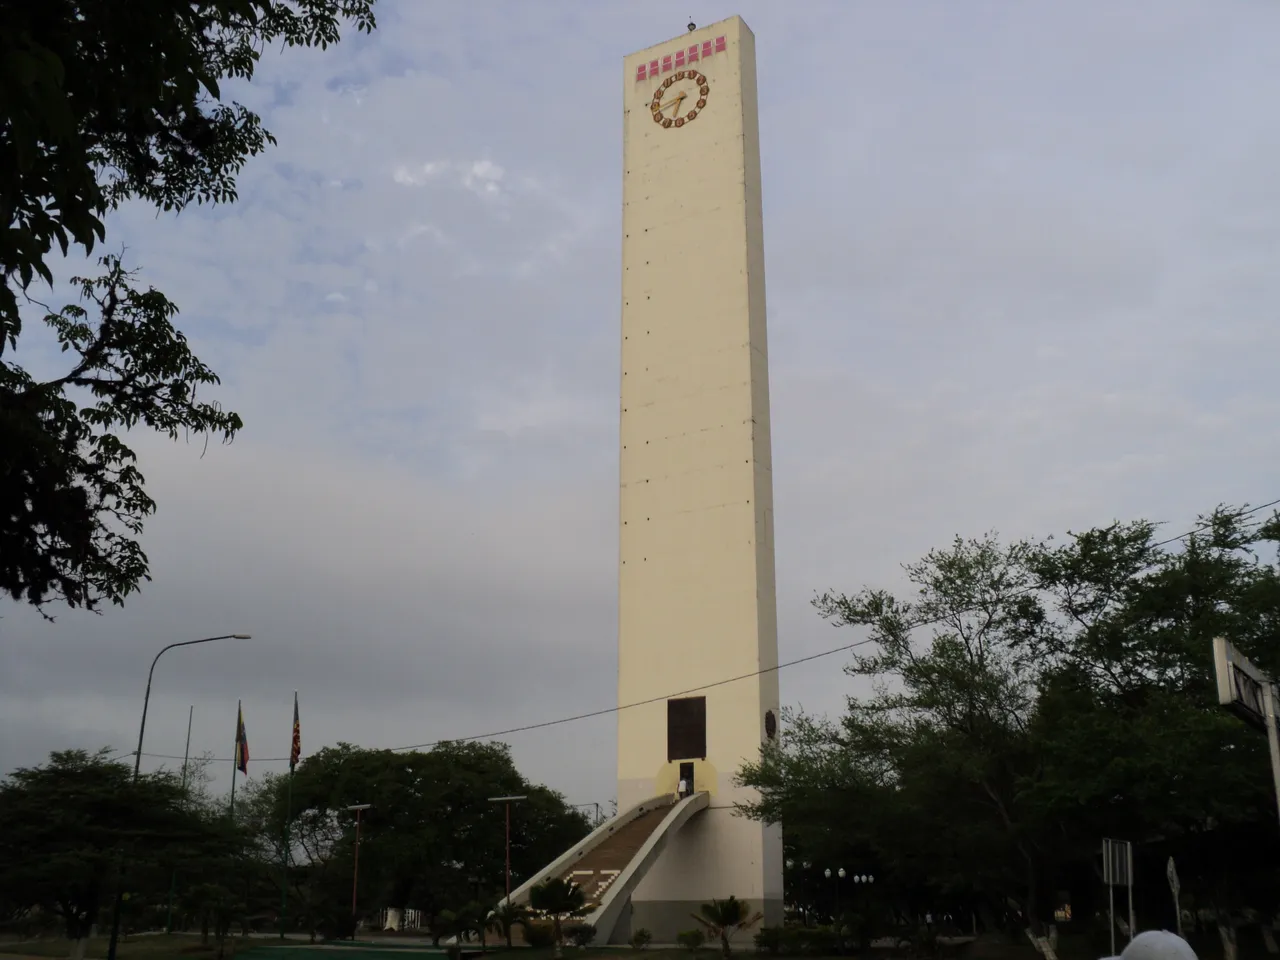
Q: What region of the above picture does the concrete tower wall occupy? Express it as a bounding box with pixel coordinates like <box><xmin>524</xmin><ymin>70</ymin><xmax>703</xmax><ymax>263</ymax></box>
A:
<box><xmin>616</xmin><ymin>15</ymin><xmax>782</xmax><ymax>941</ymax></box>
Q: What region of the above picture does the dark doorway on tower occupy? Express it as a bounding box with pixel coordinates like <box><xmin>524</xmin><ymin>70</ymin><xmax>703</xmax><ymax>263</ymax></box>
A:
<box><xmin>668</xmin><ymin>696</ymin><xmax>706</xmax><ymax>761</ymax></box>
<box><xmin>678</xmin><ymin>761</ymin><xmax>695</xmax><ymax>797</ymax></box>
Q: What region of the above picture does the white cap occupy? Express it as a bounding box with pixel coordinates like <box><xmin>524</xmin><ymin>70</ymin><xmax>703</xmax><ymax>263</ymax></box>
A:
<box><xmin>1101</xmin><ymin>931</ymin><xmax>1197</xmax><ymax>960</ymax></box>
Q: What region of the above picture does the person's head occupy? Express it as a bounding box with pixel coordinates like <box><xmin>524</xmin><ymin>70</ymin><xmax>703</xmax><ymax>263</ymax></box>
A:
<box><xmin>1103</xmin><ymin>930</ymin><xmax>1197</xmax><ymax>960</ymax></box>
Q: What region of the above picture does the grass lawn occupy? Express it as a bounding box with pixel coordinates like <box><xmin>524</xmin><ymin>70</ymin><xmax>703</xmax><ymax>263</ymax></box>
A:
<box><xmin>0</xmin><ymin>934</ymin><xmax>259</xmax><ymax>960</ymax></box>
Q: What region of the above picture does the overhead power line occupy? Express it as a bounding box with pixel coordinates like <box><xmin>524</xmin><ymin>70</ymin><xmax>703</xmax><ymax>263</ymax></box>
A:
<box><xmin>136</xmin><ymin>498</ymin><xmax>1280</xmax><ymax>765</ymax></box>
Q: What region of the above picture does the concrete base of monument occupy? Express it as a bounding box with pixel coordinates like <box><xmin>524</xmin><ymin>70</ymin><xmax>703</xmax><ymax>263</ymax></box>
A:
<box><xmin>608</xmin><ymin>897</ymin><xmax>785</xmax><ymax>946</ymax></box>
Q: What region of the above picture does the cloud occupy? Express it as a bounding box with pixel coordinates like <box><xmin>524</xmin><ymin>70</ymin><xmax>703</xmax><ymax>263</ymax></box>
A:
<box><xmin>6</xmin><ymin>0</ymin><xmax>1280</xmax><ymax>816</ymax></box>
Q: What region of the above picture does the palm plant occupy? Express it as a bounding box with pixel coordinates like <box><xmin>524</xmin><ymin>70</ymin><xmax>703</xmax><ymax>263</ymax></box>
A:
<box><xmin>528</xmin><ymin>878</ymin><xmax>588</xmax><ymax>958</ymax></box>
<box><xmin>488</xmin><ymin>899</ymin><xmax>531</xmax><ymax>949</ymax></box>
<box><xmin>692</xmin><ymin>896</ymin><xmax>764</xmax><ymax>958</ymax></box>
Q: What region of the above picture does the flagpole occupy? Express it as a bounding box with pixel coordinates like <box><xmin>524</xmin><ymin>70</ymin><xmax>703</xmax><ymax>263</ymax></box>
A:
<box><xmin>229</xmin><ymin>699</ymin><xmax>241</xmax><ymax>817</ymax></box>
<box><xmin>281</xmin><ymin>691</ymin><xmax>297</xmax><ymax>940</ymax></box>
<box><xmin>166</xmin><ymin>705</ymin><xmax>194</xmax><ymax>933</ymax></box>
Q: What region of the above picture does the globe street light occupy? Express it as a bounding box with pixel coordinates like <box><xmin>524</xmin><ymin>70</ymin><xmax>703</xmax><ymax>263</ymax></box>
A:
<box><xmin>106</xmin><ymin>632</ymin><xmax>252</xmax><ymax>960</ymax></box>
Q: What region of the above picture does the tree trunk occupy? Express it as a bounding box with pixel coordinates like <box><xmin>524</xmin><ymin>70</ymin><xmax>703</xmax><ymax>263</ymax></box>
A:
<box><xmin>202</xmin><ymin>916</ymin><xmax>210</xmax><ymax>946</ymax></box>
<box><xmin>722</xmin><ymin>931</ymin><xmax>732</xmax><ymax>957</ymax></box>
<box><xmin>71</xmin><ymin>937</ymin><xmax>89</xmax><ymax>960</ymax></box>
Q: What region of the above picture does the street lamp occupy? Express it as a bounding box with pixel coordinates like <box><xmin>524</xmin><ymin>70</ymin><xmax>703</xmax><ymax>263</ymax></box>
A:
<box><xmin>824</xmin><ymin>868</ymin><xmax>845</xmax><ymax>919</ymax></box>
<box><xmin>488</xmin><ymin>795</ymin><xmax>528</xmax><ymax>904</ymax></box>
<box><xmin>348</xmin><ymin>803</ymin><xmax>372</xmax><ymax>935</ymax></box>
<box><xmin>106</xmin><ymin>633</ymin><xmax>252</xmax><ymax>960</ymax></box>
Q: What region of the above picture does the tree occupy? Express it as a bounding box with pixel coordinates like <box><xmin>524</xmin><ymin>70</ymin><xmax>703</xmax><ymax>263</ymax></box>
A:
<box><xmin>0</xmin><ymin>749</ymin><xmax>243</xmax><ymax>959</ymax></box>
<box><xmin>1</xmin><ymin>0</ymin><xmax>376</xmax><ymax>615</ymax></box>
<box><xmin>488</xmin><ymin>899</ymin><xmax>531</xmax><ymax>949</ymax></box>
<box><xmin>738</xmin><ymin>504</ymin><xmax>1280</xmax><ymax>943</ymax></box>
<box><xmin>691</xmin><ymin>896</ymin><xmax>763</xmax><ymax>958</ymax></box>
<box><xmin>527</xmin><ymin>878</ymin><xmax>587</xmax><ymax>959</ymax></box>
<box><xmin>813</xmin><ymin>533</ymin><xmax>1051</xmax><ymax>931</ymax></box>
<box><xmin>246</xmin><ymin>743</ymin><xmax>590</xmax><ymax>936</ymax></box>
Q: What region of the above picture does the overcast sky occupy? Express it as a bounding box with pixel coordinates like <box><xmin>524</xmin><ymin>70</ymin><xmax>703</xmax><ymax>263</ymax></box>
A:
<box><xmin>3</xmin><ymin>1</ymin><xmax>1279</xmax><ymax>815</ymax></box>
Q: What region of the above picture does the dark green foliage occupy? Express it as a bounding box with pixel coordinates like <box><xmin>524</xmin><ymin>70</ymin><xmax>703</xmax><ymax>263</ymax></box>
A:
<box><xmin>692</xmin><ymin>896</ymin><xmax>764</xmax><ymax>958</ymax></box>
<box><xmin>0</xmin><ymin>0</ymin><xmax>375</xmax><ymax>614</ymax></box>
<box><xmin>677</xmin><ymin>929</ymin><xmax>707</xmax><ymax>951</ymax></box>
<box><xmin>566</xmin><ymin>921</ymin><xmax>597</xmax><ymax>946</ymax></box>
<box><xmin>1</xmin><ymin>258</ymin><xmax>241</xmax><ymax>612</ymax></box>
<box><xmin>738</xmin><ymin>504</ymin><xmax>1280</xmax><ymax>934</ymax></box>
<box><xmin>753</xmin><ymin>926</ymin><xmax>782</xmax><ymax>954</ymax></box>
<box><xmin>524</xmin><ymin>921</ymin><xmax>556</xmax><ymax>949</ymax></box>
<box><xmin>488</xmin><ymin>899</ymin><xmax>531</xmax><ymax>949</ymax></box>
<box><xmin>0</xmin><ymin>749</ymin><xmax>246</xmax><ymax>945</ymax></box>
<box><xmin>529</xmin><ymin>877</ymin><xmax>587</xmax><ymax>956</ymax></box>
<box><xmin>258</xmin><ymin>743</ymin><xmax>589</xmax><ymax>939</ymax></box>
<box><xmin>631</xmin><ymin>926</ymin><xmax>654</xmax><ymax>949</ymax></box>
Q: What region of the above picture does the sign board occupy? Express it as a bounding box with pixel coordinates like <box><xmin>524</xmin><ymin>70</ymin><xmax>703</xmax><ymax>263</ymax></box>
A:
<box><xmin>1102</xmin><ymin>838</ymin><xmax>1133</xmax><ymax>887</ymax></box>
<box><xmin>1166</xmin><ymin>857</ymin><xmax>1179</xmax><ymax>898</ymax></box>
<box><xmin>1213</xmin><ymin>637</ymin><xmax>1270</xmax><ymax>732</ymax></box>
<box><xmin>1212</xmin><ymin>637</ymin><xmax>1280</xmax><ymax>834</ymax></box>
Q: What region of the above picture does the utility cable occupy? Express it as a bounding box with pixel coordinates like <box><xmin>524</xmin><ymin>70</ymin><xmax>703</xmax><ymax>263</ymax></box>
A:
<box><xmin>135</xmin><ymin>497</ymin><xmax>1280</xmax><ymax>764</ymax></box>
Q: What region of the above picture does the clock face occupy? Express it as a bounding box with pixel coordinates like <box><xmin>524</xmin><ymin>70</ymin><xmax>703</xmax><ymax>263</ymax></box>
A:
<box><xmin>650</xmin><ymin>70</ymin><xmax>710</xmax><ymax>129</ymax></box>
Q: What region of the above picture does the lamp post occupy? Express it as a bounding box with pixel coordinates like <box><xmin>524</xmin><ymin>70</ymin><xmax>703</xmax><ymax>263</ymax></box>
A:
<box><xmin>105</xmin><ymin>633</ymin><xmax>252</xmax><ymax>960</ymax></box>
<box><xmin>488</xmin><ymin>795</ymin><xmax>527</xmax><ymax>904</ymax></box>
<box><xmin>347</xmin><ymin>803</ymin><xmax>372</xmax><ymax>936</ymax></box>
<box><xmin>824</xmin><ymin>868</ymin><xmax>845</xmax><ymax>920</ymax></box>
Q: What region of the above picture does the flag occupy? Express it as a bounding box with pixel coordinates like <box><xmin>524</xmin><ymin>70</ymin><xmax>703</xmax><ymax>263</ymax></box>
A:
<box><xmin>235</xmin><ymin>703</ymin><xmax>249</xmax><ymax>774</ymax></box>
<box><xmin>289</xmin><ymin>692</ymin><xmax>301</xmax><ymax>772</ymax></box>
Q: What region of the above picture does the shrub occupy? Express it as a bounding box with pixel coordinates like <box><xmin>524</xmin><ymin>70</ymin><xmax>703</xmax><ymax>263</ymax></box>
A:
<box><xmin>567</xmin><ymin>923</ymin><xmax>597</xmax><ymax>947</ymax></box>
<box><xmin>631</xmin><ymin>927</ymin><xmax>654</xmax><ymax>950</ymax></box>
<box><xmin>524</xmin><ymin>922</ymin><xmax>557</xmax><ymax>949</ymax></box>
<box><xmin>678</xmin><ymin>929</ymin><xmax>707</xmax><ymax>951</ymax></box>
<box><xmin>754</xmin><ymin>926</ymin><xmax>782</xmax><ymax>954</ymax></box>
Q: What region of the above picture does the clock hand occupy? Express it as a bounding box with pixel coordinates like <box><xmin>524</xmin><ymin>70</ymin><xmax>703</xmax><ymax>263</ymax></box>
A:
<box><xmin>657</xmin><ymin>92</ymin><xmax>687</xmax><ymax>115</ymax></box>
<box><xmin>662</xmin><ymin>93</ymin><xmax>686</xmax><ymax>116</ymax></box>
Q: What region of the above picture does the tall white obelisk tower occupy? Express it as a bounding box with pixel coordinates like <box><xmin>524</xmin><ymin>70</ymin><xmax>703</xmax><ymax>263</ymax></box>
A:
<box><xmin>616</xmin><ymin>15</ymin><xmax>782</xmax><ymax>940</ymax></box>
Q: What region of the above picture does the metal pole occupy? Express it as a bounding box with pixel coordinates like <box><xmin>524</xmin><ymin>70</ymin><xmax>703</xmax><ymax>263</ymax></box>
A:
<box><xmin>107</xmin><ymin>634</ymin><xmax>249</xmax><ymax>960</ymax></box>
<box><xmin>228</xmin><ymin>699</ymin><xmax>241</xmax><ymax>818</ymax></box>
<box><xmin>352</xmin><ymin>808</ymin><xmax>363</xmax><ymax>918</ymax></box>
<box><xmin>1108</xmin><ymin>874</ymin><xmax>1115</xmax><ymax>957</ymax></box>
<box><xmin>1263</xmin><ymin>683</ymin><xmax>1280</xmax><ymax>830</ymax></box>
<box><xmin>165</xmin><ymin>706</ymin><xmax>195</xmax><ymax>933</ymax></box>
<box><xmin>1127</xmin><ymin>843</ymin><xmax>1135</xmax><ymax>943</ymax></box>
<box><xmin>505</xmin><ymin>801</ymin><xmax>512</xmax><ymax>903</ymax></box>
<box><xmin>282</xmin><ymin>767</ymin><xmax>293</xmax><ymax>939</ymax></box>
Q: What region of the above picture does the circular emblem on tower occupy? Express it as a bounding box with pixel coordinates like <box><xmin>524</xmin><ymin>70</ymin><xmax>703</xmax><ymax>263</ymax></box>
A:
<box><xmin>764</xmin><ymin>710</ymin><xmax>777</xmax><ymax>740</ymax></box>
<box><xmin>651</xmin><ymin>72</ymin><xmax>709</xmax><ymax>128</ymax></box>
